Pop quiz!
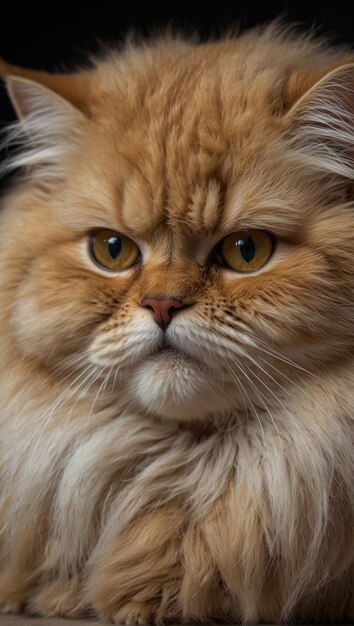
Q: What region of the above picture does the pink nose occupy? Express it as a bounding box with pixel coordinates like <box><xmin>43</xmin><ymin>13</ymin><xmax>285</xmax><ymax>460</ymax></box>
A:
<box><xmin>141</xmin><ymin>297</ymin><xmax>185</xmax><ymax>329</ymax></box>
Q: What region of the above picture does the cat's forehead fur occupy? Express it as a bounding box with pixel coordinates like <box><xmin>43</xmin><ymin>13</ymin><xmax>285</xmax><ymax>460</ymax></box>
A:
<box><xmin>67</xmin><ymin>31</ymin><xmax>326</xmax><ymax>240</ymax></box>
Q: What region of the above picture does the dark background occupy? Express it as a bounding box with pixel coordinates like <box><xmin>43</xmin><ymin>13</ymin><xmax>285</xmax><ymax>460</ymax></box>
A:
<box><xmin>1</xmin><ymin>0</ymin><xmax>354</xmax><ymax>68</ymax></box>
<box><xmin>0</xmin><ymin>0</ymin><xmax>353</xmax><ymax>187</ymax></box>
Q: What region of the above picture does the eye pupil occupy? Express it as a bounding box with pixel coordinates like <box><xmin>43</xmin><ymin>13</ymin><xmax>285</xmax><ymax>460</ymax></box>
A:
<box><xmin>219</xmin><ymin>230</ymin><xmax>273</xmax><ymax>272</ymax></box>
<box><xmin>239</xmin><ymin>236</ymin><xmax>255</xmax><ymax>263</ymax></box>
<box><xmin>91</xmin><ymin>229</ymin><xmax>140</xmax><ymax>271</ymax></box>
<box><xmin>107</xmin><ymin>236</ymin><xmax>121</xmax><ymax>259</ymax></box>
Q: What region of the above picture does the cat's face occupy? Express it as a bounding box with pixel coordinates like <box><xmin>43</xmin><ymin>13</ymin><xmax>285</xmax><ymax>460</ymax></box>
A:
<box><xmin>1</xmin><ymin>40</ymin><xmax>354</xmax><ymax>420</ymax></box>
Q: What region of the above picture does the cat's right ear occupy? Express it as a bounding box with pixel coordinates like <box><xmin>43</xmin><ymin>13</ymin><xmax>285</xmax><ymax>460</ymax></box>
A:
<box><xmin>0</xmin><ymin>59</ymin><xmax>93</xmax><ymax>179</ymax></box>
<box><xmin>0</xmin><ymin>58</ymin><xmax>92</xmax><ymax>116</ymax></box>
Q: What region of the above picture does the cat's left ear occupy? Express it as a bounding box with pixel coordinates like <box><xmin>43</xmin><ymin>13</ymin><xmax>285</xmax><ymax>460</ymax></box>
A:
<box><xmin>284</xmin><ymin>62</ymin><xmax>354</xmax><ymax>180</ymax></box>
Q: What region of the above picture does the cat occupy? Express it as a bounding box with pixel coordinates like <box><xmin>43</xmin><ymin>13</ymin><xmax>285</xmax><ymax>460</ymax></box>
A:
<box><xmin>0</xmin><ymin>22</ymin><xmax>353</xmax><ymax>625</ymax></box>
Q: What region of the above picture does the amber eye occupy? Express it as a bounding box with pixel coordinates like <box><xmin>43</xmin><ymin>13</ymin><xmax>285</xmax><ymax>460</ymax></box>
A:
<box><xmin>217</xmin><ymin>231</ymin><xmax>274</xmax><ymax>272</ymax></box>
<box><xmin>90</xmin><ymin>229</ymin><xmax>140</xmax><ymax>271</ymax></box>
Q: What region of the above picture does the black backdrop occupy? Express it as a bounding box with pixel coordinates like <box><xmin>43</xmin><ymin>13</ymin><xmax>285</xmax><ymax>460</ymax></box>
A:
<box><xmin>2</xmin><ymin>0</ymin><xmax>354</xmax><ymax>67</ymax></box>
<box><xmin>1</xmin><ymin>0</ymin><xmax>354</xmax><ymax>186</ymax></box>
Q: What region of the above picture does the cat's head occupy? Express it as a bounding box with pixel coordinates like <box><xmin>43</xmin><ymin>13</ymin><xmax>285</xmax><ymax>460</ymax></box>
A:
<box><xmin>1</xmin><ymin>28</ymin><xmax>353</xmax><ymax>420</ymax></box>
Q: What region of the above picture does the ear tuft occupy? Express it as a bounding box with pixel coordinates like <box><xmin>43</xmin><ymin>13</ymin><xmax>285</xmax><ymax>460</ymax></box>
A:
<box><xmin>283</xmin><ymin>58</ymin><xmax>354</xmax><ymax>110</ymax></box>
<box><xmin>5</xmin><ymin>75</ymin><xmax>85</xmax><ymax>123</ymax></box>
<box><xmin>0</xmin><ymin>58</ymin><xmax>92</xmax><ymax>113</ymax></box>
<box><xmin>0</xmin><ymin>76</ymin><xmax>86</xmax><ymax>181</ymax></box>
<box><xmin>287</xmin><ymin>63</ymin><xmax>354</xmax><ymax>181</ymax></box>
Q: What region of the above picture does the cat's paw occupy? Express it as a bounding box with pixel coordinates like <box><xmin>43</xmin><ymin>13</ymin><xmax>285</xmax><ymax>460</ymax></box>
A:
<box><xmin>26</xmin><ymin>578</ymin><xmax>84</xmax><ymax>618</ymax></box>
<box><xmin>0</xmin><ymin>580</ymin><xmax>26</xmax><ymax>615</ymax></box>
<box><xmin>108</xmin><ymin>599</ymin><xmax>159</xmax><ymax>625</ymax></box>
<box><xmin>0</xmin><ymin>598</ymin><xmax>24</xmax><ymax>614</ymax></box>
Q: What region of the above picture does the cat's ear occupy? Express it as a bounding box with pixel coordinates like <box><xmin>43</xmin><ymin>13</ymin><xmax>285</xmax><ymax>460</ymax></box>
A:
<box><xmin>0</xmin><ymin>59</ymin><xmax>92</xmax><ymax>179</ymax></box>
<box><xmin>0</xmin><ymin>58</ymin><xmax>91</xmax><ymax>116</ymax></box>
<box><xmin>283</xmin><ymin>60</ymin><xmax>354</xmax><ymax>109</ymax></box>
<box><xmin>285</xmin><ymin>62</ymin><xmax>354</xmax><ymax>181</ymax></box>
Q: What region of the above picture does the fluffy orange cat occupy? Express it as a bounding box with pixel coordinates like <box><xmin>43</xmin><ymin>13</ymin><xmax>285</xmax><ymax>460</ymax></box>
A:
<box><xmin>0</xmin><ymin>23</ymin><xmax>353</xmax><ymax>624</ymax></box>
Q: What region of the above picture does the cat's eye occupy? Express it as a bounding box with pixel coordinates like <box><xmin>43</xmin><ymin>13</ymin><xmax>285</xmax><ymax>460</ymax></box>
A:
<box><xmin>90</xmin><ymin>229</ymin><xmax>140</xmax><ymax>271</ymax></box>
<box><xmin>216</xmin><ymin>231</ymin><xmax>274</xmax><ymax>272</ymax></box>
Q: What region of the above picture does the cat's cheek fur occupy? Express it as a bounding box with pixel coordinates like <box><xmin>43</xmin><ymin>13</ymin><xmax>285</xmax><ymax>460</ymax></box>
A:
<box><xmin>11</xmin><ymin>280</ymin><xmax>92</xmax><ymax>364</ymax></box>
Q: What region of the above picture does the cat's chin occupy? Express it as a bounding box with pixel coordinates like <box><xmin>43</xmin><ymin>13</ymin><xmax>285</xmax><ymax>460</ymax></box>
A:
<box><xmin>130</xmin><ymin>350</ymin><xmax>230</xmax><ymax>420</ymax></box>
